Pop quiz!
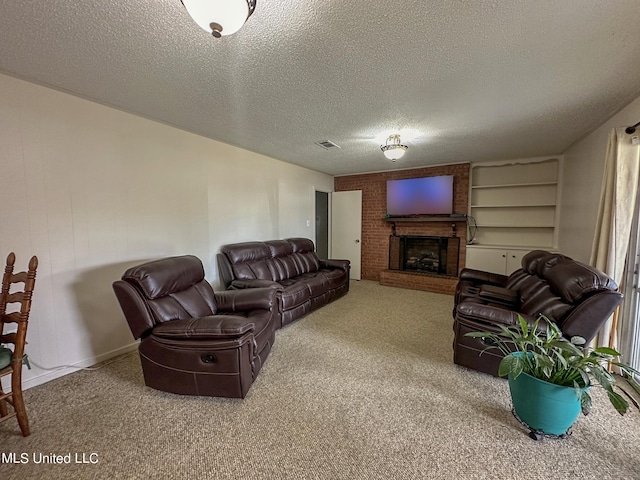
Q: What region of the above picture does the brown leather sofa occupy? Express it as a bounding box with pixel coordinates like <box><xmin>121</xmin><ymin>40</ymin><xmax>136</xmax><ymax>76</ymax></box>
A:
<box><xmin>217</xmin><ymin>238</ymin><xmax>350</xmax><ymax>328</ymax></box>
<box><xmin>453</xmin><ymin>250</ymin><xmax>623</xmax><ymax>376</ymax></box>
<box><xmin>113</xmin><ymin>255</ymin><xmax>278</xmax><ymax>398</ymax></box>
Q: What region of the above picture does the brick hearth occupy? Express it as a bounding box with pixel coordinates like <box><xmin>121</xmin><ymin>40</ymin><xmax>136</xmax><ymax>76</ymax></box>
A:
<box><xmin>379</xmin><ymin>270</ymin><xmax>458</xmax><ymax>295</ymax></box>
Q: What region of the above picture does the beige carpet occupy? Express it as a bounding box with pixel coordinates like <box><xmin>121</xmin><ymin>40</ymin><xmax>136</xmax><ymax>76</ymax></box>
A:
<box><xmin>1</xmin><ymin>280</ymin><xmax>639</xmax><ymax>480</ymax></box>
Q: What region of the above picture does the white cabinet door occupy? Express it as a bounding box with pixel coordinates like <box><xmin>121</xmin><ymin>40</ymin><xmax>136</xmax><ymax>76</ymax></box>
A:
<box><xmin>465</xmin><ymin>247</ymin><xmax>508</xmax><ymax>274</ymax></box>
<box><xmin>506</xmin><ymin>250</ymin><xmax>527</xmax><ymax>274</ymax></box>
<box><xmin>466</xmin><ymin>247</ymin><xmax>533</xmax><ymax>275</ymax></box>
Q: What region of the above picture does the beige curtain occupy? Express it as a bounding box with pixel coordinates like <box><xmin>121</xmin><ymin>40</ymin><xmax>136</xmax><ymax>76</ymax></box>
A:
<box><xmin>590</xmin><ymin>128</ymin><xmax>640</xmax><ymax>348</ymax></box>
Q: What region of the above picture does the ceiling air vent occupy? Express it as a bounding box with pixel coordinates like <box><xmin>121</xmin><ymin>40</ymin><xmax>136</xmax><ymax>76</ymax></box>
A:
<box><xmin>315</xmin><ymin>140</ymin><xmax>341</xmax><ymax>150</ymax></box>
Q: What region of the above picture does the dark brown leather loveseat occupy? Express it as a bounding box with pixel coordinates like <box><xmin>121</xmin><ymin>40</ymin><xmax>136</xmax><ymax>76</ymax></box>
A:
<box><xmin>217</xmin><ymin>238</ymin><xmax>350</xmax><ymax>328</ymax></box>
<box><xmin>113</xmin><ymin>255</ymin><xmax>278</xmax><ymax>398</ymax></box>
<box><xmin>452</xmin><ymin>250</ymin><xmax>622</xmax><ymax>376</ymax></box>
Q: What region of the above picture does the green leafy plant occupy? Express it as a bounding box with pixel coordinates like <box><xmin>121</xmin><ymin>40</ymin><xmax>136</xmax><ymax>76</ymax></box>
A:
<box><xmin>465</xmin><ymin>315</ymin><xmax>640</xmax><ymax>415</ymax></box>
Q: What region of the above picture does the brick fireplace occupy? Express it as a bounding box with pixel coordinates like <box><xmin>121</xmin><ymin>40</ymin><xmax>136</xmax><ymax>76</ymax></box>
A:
<box><xmin>334</xmin><ymin>163</ymin><xmax>470</xmax><ymax>295</ymax></box>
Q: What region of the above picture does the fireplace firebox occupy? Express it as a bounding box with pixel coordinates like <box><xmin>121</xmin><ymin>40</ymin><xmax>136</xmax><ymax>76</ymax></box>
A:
<box><xmin>389</xmin><ymin>235</ymin><xmax>460</xmax><ymax>276</ymax></box>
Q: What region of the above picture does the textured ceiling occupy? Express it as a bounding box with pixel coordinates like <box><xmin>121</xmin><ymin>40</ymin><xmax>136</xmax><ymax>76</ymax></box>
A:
<box><xmin>1</xmin><ymin>0</ymin><xmax>640</xmax><ymax>175</ymax></box>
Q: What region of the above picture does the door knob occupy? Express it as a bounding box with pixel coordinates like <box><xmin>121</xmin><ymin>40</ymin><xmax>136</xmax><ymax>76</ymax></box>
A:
<box><xmin>355</xmin><ymin>239</ymin><xmax>360</xmax><ymax>243</ymax></box>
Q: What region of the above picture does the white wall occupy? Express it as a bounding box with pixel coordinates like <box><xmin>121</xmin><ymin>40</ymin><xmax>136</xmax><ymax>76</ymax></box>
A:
<box><xmin>0</xmin><ymin>73</ymin><xmax>333</xmax><ymax>389</ymax></box>
<box><xmin>558</xmin><ymin>94</ymin><xmax>640</xmax><ymax>262</ymax></box>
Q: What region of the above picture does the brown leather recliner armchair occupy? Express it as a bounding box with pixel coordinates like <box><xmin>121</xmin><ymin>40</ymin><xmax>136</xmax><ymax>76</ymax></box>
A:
<box><xmin>113</xmin><ymin>255</ymin><xmax>278</xmax><ymax>398</ymax></box>
<box><xmin>453</xmin><ymin>250</ymin><xmax>559</xmax><ymax>308</ymax></box>
<box><xmin>453</xmin><ymin>251</ymin><xmax>623</xmax><ymax>376</ymax></box>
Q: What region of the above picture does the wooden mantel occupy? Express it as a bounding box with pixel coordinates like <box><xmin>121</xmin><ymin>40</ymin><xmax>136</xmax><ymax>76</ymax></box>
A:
<box><xmin>383</xmin><ymin>215</ymin><xmax>467</xmax><ymax>223</ymax></box>
<box><xmin>384</xmin><ymin>215</ymin><xmax>467</xmax><ymax>235</ymax></box>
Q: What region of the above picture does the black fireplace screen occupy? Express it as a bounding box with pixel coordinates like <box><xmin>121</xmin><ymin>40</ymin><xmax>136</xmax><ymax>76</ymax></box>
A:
<box><xmin>389</xmin><ymin>235</ymin><xmax>459</xmax><ymax>276</ymax></box>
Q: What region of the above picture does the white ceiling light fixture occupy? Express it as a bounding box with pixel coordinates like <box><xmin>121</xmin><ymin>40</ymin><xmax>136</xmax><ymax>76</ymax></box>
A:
<box><xmin>380</xmin><ymin>134</ymin><xmax>408</xmax><ymax>161</ymax></box>
<box><xmin>181</xmin><ymin>0</ymin><xmax>257</xmax><ymax>38</ymax></box>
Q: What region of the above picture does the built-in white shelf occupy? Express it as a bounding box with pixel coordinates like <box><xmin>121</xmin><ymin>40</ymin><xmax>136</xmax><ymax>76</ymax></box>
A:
<box><xmin>383</xmin><ymin>215</ymin><xmax>467</xmax><ymax>223</ymax></box>
<box><xmin>471</xmin><ymin>181</ymin><xmax>558</xmax><ymax>189</ymax></box>
<box><xmin>471</xmin><ymin>204</ymin><xmax>556</xmax><ymax>208</ymax></box>
<box><xmin>468</xmin><ymin>157</ymin><xmax>561</xmax><ymax>251</ymax></box>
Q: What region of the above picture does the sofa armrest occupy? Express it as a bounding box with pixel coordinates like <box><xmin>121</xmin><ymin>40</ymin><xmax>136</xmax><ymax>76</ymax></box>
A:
<box><xmin>456</xmin><ymin>301</ymin><xmax>538</xmax><ymax>328</ymax></box>
<box><xmin>216</xmin><ymin>253</ymin><xmax>235</xmax><ymax>289</ymax></box>
<box><xmin>113</xmin><ymin>279</ymin><xmax>155</xmax><ymax>339</ymax></box>
<box><xmin>559</xmin><ymin>290</ymin><xmax>623</xmax><ymax>343</ymax></box>
<box><xmin>456</xmin><ymin>301</ymin><xmax>516</xmax><ymax>327</ymax></box>
<box><xmin>478</xmin><ymin>285</ymin><xmax>519</xmax><ymax>308</ymax></box>
<box><xmin>320</xmin><ymin>259</ymin><xmax>350</xmax><ymax>271</ymax></box>
<box><xmin>230</xmin><ymin>278</ymin><xmax>283</xmax><ymax>291</ymax></box>
<box><xmin>459</xmin><ymin>268</ymin><xmax>508</xmax><ymax>286</ymax></box>
<box><xmin>152</xmin><ymin>315</ymin><xmax>254</xmax><ymax>340</ymax></box>
<box><xmin>215</xmin><ymin>287</ymin><xmax>277</xmax><ymax>312</ymax></box>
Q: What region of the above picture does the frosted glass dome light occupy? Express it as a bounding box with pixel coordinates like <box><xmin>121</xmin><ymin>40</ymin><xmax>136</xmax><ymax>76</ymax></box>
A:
<box><xmin>182</xmin><ymin>0</ymin><xmax>257</xmax><ymax>38</ymax></box>
<box><xmin>381</xmin><ymin>134</ymin><xmax>408</xmax><ymax>161</ymax></box>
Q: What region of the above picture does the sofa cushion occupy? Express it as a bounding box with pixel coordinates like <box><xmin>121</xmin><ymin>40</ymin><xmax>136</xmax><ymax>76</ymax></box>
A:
<box><xmin>297</xmin><ymin>271</ymin><xmax>330</xmax><ymax>297</ymax></box>
<box><xmin>146</xmin><ymin>281</ymin><xmax>218</xmax><ymax>322</ymax></box>
<box><xmin>265</xmin><ymin>240</ymin><xmax>294</xmax><ymax>257</ymax></box>
<box><xmin>220</xmin><ymin>242</ymin><xmax>273</xmax><ymax>281</ymax></box>
<box><xmin>515</xmin><ymin>275</ymin><xmax>548</xmax><ymax>304</ymax></box>
<box><xmin>279</xmin><ymin>278</ymin><xmax>311</xmax><ymax>310</ymax></box>
<box><xmin>522</xmin><ymin>250</ymin><xmax>553</xmax><ymax>274</ymax></box>
<box><xmin>519</xmin><ymin>284</ymin><xmax>572</xmax><ymax>325</ymax></box>
<box><xmin>536</xmin><ymin>253</ymin><xmax>572</xmax><ymax>276</ymax></box>
<box><xmin>123</xmin><ymin>255</ymin><xmax>207</xmax><ymax>300</ymax></box>
<box><xmin>272</xmin><ymin>256</ymin><xmax>300</xmax><ymax>279</ymax></box>
<box><xmin>287</xmin><ymin>238</ymin><xmax>315</xmax><ymax>253</ymax></box>
<box><xmin>287</xmin><ymin>237</ymin><xmax>320</xmax><ymax>274</ymax></box>
<box><xmin>260</xmin><ymin>240</ymin><xmax>295</xmax><ymax>280</ymax></box>
<box><xmin>122</xmin><ymin>255</ymin><xmax>218</xmax><ymax>323</ymax></box>
<box><xmin>290</xmin><ymin>252</ymin><xmax>319</xmax><ymax>274</ymax></box>
<box><xmin>503</xmin><ymin>269</ymin><xmax>528</xmax><ymax>290</ymax></box>
<box><xmin>319</xmin><ymin>268</ymin><xmax>347</xmax><ymax>290</ymax></box>
<box><xmin>221</xmin><ymin>242</ymin><xmax>271</xmax><ymax>264</ymax></box>
<box><xmin>545</xmin><ymin>261</ymin><xmax>619</xmax><ymax>304</ymax></box>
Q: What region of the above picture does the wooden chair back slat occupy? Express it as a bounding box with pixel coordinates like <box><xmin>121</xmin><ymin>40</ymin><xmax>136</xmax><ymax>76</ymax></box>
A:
<box><xmin>1</xmin><ymin>312</ymin><xmax>23</xmax><ymax>324</ymax></box>
<box><xmin>0</xmin><ymin>252</ymin><xmax>38</xmax><ymax>437</ymax></box>
<box><xmin>6</xmin><ymin>292</ymin><xmax>24</xmax><ymax>303</ymax></box>
<box><xmin>0</xmin><ymin>332</ymin><xmax>17</xmax><ymax>345</ymax></box>
<box><xmin>10</xmin><ymin>272</ymin><xmax>27</xmax><ymax>284</ymax></box>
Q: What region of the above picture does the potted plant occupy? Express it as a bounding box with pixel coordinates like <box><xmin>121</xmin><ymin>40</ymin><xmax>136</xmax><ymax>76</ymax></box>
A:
<box><xmin>465</xmin><ymin>315</ymin><xmax>640</xmax><ymax>439</ymax></box>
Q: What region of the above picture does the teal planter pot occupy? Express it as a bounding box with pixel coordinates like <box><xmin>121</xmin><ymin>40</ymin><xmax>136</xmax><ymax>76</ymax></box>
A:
<box><xmin>508</xmin><ymin>371</ymin><xmax>587</xmax><ymax>436</ymax></box>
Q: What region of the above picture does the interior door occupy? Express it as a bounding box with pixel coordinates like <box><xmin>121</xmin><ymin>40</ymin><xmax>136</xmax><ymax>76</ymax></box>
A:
<box><xmin>331</xmin><ymin>190</ymin><xmax>362</xmax><ymax>280</ymax></box>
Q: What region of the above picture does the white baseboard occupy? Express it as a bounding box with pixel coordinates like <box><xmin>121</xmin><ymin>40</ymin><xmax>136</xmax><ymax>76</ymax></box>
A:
<box><xmin>2</xmin><ymin>342</ymin><xmax>139</xmax><ymax>392</ymax></box>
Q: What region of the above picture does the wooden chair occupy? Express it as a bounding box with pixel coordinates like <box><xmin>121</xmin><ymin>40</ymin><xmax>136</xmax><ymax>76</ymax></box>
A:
<box><xmin>0</xmin><ymin>252</ymin><xmax>38</xmax><ymax>436</ymax></box>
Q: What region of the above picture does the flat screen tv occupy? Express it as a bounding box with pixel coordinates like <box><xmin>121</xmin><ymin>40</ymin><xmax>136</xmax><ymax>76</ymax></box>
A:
<box><xmin>386</xmin><ymin>175</ymin><xmax>454</xmax><ymax>216</ymax></box>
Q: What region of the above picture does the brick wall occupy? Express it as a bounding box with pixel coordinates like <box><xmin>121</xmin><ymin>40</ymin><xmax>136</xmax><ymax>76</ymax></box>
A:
<box><xmin>334</xmin><ymin>163</ymin><xmax>470</xmax><ymax>293</ymax></box>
